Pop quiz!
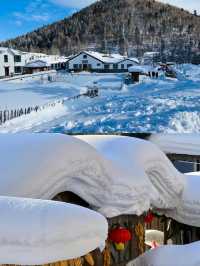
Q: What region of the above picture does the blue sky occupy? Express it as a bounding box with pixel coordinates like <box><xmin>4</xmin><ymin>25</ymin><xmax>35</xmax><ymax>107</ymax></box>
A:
<box><xmin>0</xmin><ymin>0</ymin><xmax>199</xmax><ymax>41</ymax></box>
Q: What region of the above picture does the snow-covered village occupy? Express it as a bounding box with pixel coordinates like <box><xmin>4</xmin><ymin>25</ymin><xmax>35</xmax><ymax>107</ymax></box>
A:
<box><xmin>1</xmin><ymin>0</ymin><xmax>200</xmax><ymax>265</ymax></box>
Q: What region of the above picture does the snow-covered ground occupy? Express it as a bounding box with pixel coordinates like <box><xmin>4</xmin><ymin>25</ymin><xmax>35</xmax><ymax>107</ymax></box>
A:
<box><xmin>1</xmin><ymin>65</ymin><xmax>200</xmax><ymax>133</ymax></box>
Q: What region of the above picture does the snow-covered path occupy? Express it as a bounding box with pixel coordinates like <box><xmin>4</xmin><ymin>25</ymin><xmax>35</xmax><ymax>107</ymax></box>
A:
<box><xmin>1</xmin><ymin>65</ymin><xmax>200</xmax><ymax>133</ymax></box>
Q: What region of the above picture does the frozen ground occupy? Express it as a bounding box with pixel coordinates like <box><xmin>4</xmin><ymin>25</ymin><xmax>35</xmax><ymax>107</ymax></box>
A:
<box><xmin>0</xmin><ymin>65</ymin><xmax>200</xmax><ymax>133</ymax></box>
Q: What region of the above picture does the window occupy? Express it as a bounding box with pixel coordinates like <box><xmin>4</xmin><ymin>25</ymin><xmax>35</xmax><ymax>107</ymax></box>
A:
<box><xmin>79</xmin><ymin>64</ymin><xmax>82</xmax><ymax>69</ymax></box>
<box><xmin>113</xmin><ymin>64</ymin><xmax>118</xmax><ymax>69</ymax></box>
<box><xmin>4</xmin><ymin>55</ymin><xmax>8</xmax><ymax>63</ymax></box>
<box><xmin>82</xmin><ymin>60</ymin><xmax>88</xmax><ymax>64</ymax></box>
<box><xmin>127</xmin><ymin>64</ymin><xmax>133</xmax><ymax>68</ymax></box>
<box><xmin>104</xmin><ymin>64</ymin><xmax>110</xmax><ymax>69</ymax></box>
<box><xmin>73</xmin><ymin>64</ymin><xmax>78</xmax><ymax>69</ymax></box>
<box><xmin>83</xmin><ymin>54</ymin><xmax>87</xmax><ymax>59</ymax></box>
<box><xmin>121</xmin><ymin>64</ymin><xmax>124</xmax><ymax>69</ymax></box>
<box><xmin>14</xmin><ymin>66</ymin><xmax>22</xmax><ymax>74</ymax></box>
<box><xmin>14</xmin><ymin>55</ymin><xmax>21</xmax><ymax>63</ymax></box>
<box><xmin>97</xmin><ymin>63</ymin><xmax>101</xmax><ymax>67</ymax></box>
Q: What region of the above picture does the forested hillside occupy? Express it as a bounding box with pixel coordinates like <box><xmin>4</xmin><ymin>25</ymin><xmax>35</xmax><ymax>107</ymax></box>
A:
<box><xmin>1</xmin><ymin>0</ymin><xmax>200</xmax><ymax>63</ymax></box>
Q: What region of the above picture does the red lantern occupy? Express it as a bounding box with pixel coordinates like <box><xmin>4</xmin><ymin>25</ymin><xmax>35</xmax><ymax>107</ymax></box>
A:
<box><xmin>145</xmin><ymin>211</ymin><xmax>154</xmax><ymax>224</ymax></box>
<box><xmin>109</xmin><ymin>227</ymin><xmax>132</xmax><ymax>251</ymax></box>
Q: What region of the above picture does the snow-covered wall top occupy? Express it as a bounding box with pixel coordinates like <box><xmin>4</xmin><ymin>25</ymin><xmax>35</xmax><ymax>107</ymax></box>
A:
<box><xmin>150</xmin><ymin>134</ymin><xmax>200</xmax><ymax>155</ymax></box>
<box><xmin>0</xmin><ymin>196</ymin><xmax>107</xmax><ymax>265</ymax></box>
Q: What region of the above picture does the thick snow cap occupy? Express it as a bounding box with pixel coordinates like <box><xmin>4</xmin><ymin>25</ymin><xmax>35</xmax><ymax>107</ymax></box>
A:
<box><xmin>76</xmin><ymin>135</ymin><xmax>184</xmax><ymax>212</ymax></box>
<box><xmin>150</xmin><ymin>133</ymin><xmax>200</xmax><ymax>155</ymax></box>
<box><xmin>0</xmin><ymin>134</ymin><xmax>184</xmax><ymax>218</ymax></box>
<box><xmin>128</xmin><ymin>65</ymin><xmax>147</xmax><ymax>73</ymax></box>
<box><xmin>128</xmin><ymin>241</ymin><xmax>200</xmax><ymax>266</ymax></box>
<box><xmin>0</xmin><ymin>196</ymin><xmax>108</xmax><ymax>265</ymax></box>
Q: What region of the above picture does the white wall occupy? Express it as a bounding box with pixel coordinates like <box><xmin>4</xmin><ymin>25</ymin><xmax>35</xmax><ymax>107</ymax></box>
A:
<box><xmin>68</xmin><ymin>53</ymin><xmax>104</xmax><ymax>70</ymax></box>
<box><xmin>118</xmin><ymin>59</ymin><xmax>138</xmax><ymax>70</ymax></box>
<box><xmin>0</xmin><ymin>50</ymin><xmax>14</xmax><ymax>78</ymax></box>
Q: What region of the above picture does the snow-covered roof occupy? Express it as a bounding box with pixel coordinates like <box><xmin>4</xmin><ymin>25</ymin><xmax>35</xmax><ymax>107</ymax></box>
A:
<box><xmin>128</xmin><ymin>241</ymin><xmax>200</xmax><ymax>266</ymax></box>
<box><xmin>150</xmin><ymin>134</ymin><xmax>200</xmax><ymax>155</ymax></box>
<box><xmin>143</xmin><ymin>51</ymin><xmax>160</xmax><ymax>57</ymax></box>
<box><xmin>24</xmin><ymin>60</ymin><xmax>50</xmax><ymax>68</ymax></box>
<box><xmin>0</xmin><ymin>134</ymin><xmax>184</xmax><ymax>218</ymax></box>
<box><xmin>0</xmin><ymin>47</ymin><xmax>22</xmax><ymax>55</ymax></box>
<box><xmin>76</xmin><ymin>135</ymin><xmax>184</xmax><ymax>213</ymax></box>
<box><xmin>0</xmin><ymin>196</ymin><xmax>107</xmax><ymax>265</ymax></box>
<box><xmin>1</xmin><ymin>134</ymin><xmax>200</xmax><ymax>226</ymax></box>
<box><xmin>128</xmin><ymin>65</ymin><xmax>147</xmax><ymax>73</ymax></box>
<box><xmin>85</xmin><ymin>51</ymin><xmax>126</xmax><ymax>64</ymax></box>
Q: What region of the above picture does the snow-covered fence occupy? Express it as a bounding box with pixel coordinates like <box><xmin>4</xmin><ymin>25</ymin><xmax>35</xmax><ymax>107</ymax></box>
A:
<box><xmin>0</xmin><ymin>107</ymin><xmax>36</xmax><ymax>124</ymax></box>
<box><xmin>0</xmin><ymin>89</ymin><xmax>99</xmax><ymax>125</ymax></box>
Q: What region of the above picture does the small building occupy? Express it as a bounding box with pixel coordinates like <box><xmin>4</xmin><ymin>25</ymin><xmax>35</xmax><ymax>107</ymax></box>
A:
<box><xmin>0</xmin><ymin>47</ymin><xmax>25</xmax><ymax>78</ymax></box>
<box><xmin>67</xmin><ymin>51</ymin><xmax>139</xmax><ymax>73</ymax></box>
<box><xmin>128</xmin><ymin>65</ymin><xmax>147</xmax><ymax>82</ymax></box>
<box><xmin>142</xmin><ymin>52</ymin><xmax>160</xmax><ymax>66</ymax></box>
<box><xmin>23</xmin><ymin>60</ymin><xmax>51</xmax><ymax>74</ymax></box>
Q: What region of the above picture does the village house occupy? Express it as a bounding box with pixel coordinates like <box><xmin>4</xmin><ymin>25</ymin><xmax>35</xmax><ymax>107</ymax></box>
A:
<box><xmin>0</xmin><ymin>47</ymin><xmax>26</xmax><ymax>78</ymax></box>
<box><xmin>67</xmin><ymin>51</ymin><xmax>139</xmax><ymax>72</ymax></box>
<box><xmin>24</xmin><ymin>55</ymin><xmax>67</xmax><ymax>74</ymax></box>
<box><xmin>0</xmin><ymin>47</ymin><xmax>68</xmax><ymax>78</ymax></box>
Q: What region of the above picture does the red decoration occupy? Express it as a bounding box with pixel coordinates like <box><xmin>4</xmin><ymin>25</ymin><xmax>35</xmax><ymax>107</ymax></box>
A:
<box><xmin>109</xmin><ymin>227</ymin><xmax>132</xmax><ymax>250</ymax></box>
<box><xmin>144</xmin><ymin>211</ymin><xmax>154</xmax><ymax>224</ymax></box>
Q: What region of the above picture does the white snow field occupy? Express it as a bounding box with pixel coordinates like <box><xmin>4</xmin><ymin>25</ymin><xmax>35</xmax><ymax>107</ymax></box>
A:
<box><xmin>0</xmin><ymin>133</ymin><xmax>200</xmax><ymax>227</ymax></box>
<box><xmin>0</xmin><ymin>196</ymin><xmax>107</xmax><ymax>265</ymax></box>
<box><xmin>128</xmin><ymin>241</ymin><xmax>200</xmax><ymax>266</ymax></box>
<box><xmin>1</xmin><ymin>64</ymin><xmax>200</xmax><ymax>133</ymax></box>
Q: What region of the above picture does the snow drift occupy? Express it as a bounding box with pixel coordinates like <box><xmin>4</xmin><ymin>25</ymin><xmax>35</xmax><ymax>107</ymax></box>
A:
<box><xmin>0</xmin><ymin>196</ymin><xmax>108</xmax><ymax>265</ymax></box>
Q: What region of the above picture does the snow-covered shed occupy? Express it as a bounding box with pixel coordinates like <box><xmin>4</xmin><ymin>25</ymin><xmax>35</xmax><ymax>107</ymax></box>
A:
<box><xmin>24</xmin><ymin>60</ymin><xmax>51</xmax><ymax>74</ymax></box>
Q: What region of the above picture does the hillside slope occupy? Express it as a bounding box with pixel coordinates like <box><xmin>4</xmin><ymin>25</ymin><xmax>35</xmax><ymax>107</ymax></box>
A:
<box><xmin>1</xmin><ymin>0</ymin><xmax>200</xmax><ymax>63</ymax></box>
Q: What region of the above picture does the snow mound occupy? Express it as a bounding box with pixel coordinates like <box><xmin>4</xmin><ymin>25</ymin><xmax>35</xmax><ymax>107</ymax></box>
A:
<box><xmin>128</xmin><ymin>241</ymin><xmax>200</xmax><ymax>266</ymax></box>
<box><xmin>76</xmin><ymin>135</ymin><xmax>184</xmax><ymax>211</ymax></box>
<box><xmin>0</xmin><ymin>196</ymin><xmax>108</xmax><ymax>265</ymax></box>
<box><xmin>167</xmin><ymin>112</ymin><xmax>200</xmax><ymax>133</ymax></box>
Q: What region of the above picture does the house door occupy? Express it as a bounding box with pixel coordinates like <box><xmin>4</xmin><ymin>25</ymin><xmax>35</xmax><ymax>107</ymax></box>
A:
<box><xmin>83</xmin><ymin>64</ymin><xmax>88</xmax><ymax>71</ymax></box>
<box><xmin>5</xmin><ymin>67</ymin><xmax>9</xmax><ymax>77</ymax></box>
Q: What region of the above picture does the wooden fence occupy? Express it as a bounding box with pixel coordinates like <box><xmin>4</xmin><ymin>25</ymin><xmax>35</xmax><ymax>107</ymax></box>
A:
<box><xmin>0</xmin><ymin>88</ymin><xmax>99</xmax><ymax>125</ymax></box>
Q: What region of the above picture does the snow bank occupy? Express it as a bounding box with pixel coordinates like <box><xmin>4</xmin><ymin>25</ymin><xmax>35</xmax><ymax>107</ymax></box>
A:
<box><xmin>150</xmin><ymin>133</ymin><xmax>200</xmax><ymax>155</ymax></box>
<box><xmin>76</xmin><ymin>135</ymin><xmax>184</xmax><ymax>211</ymax></box>
<box><xmin>128</xmin><ymin>241</ymin><xmax>200</xmax><ymax>266</ymax></box>
<box><xmin>0</xmin><ymin>196</ymin><xmax>107</xmax><ymax>265</ymax></box>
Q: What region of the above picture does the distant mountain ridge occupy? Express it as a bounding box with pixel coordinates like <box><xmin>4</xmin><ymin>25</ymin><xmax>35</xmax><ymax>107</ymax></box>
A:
<box><xmin>1</xmin><ymin>0</ymin><xmax>200</xmax><ymax>63</ymax></box>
